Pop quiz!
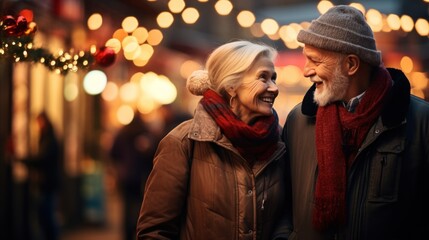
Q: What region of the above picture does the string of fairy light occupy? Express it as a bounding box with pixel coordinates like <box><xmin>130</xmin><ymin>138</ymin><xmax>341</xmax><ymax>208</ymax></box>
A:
<box><xmin>0</xmin><ymin>38</ymin><xmax>95</xmax><ymax>75</ymax></box>
<box><xmin>0</xmin><ymin>14</ymin><xmax>115</xmax><ymax>75</ymax></box>
<box><xmin>1</xmin><ymin>0</ymin><xmax>428</xmax><ymax>74</ymax></box>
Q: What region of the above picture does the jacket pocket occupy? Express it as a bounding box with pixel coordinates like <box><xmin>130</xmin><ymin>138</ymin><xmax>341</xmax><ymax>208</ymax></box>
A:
<box><xmin>367</xmin><ymin>142</ymin><xmax>404</xmax><ymax>202</ymax></box>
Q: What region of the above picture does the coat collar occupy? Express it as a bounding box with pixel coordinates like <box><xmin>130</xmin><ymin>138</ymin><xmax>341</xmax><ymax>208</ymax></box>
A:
<box><xmin>301</xmin><ymin>67</ymin><xmax>410</xmax><ymax>128</ymax></box>
<box><xmin>188</xmin><ymin>102</ymin><xmax>225</xmax><ymax>142</ymax></box>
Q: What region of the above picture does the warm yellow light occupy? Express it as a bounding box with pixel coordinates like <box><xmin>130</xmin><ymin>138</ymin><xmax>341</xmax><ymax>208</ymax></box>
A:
<box><xmin>277</xmin><ymin>66</ymin><xmax>302</xmax><ymax>85</ymax></box>
<box><xmin>381</xmin><ymin>16</ymin><xmax>392</xmax><ymax>32</ymax></box>
<box><xmin>123</xmin><ymin>42</ymin><xmax>141</xmax><ymax>60</ymax></box>
<box><xmin>182</xmin><ymin>7</ymin><xmax>199</xmax><ymax>24</ymax></box>
<box><xmin>400</xmin><ymin>15</ymin><xmax>414</xmax><ymax>32</ymax></box>
<box><xmin>137</xmin><ymin>44</ymin><xmax>154</xmax><ymax>61</ymax></box>
<box><xmin>83</xmin><ymin>70</ymin><xmax>107</xmax><ymax>95</ymax></box>
<box><xmin>122</xmin><ymin>36</ymin><xmax>138</xmax><ymax>49</ymax></box>
<box><xmin>122</xmin><ymin>16</ymin><xmax>139</xmax><ymax>33</ymax></box>
<box><xmin>133</xmin><ymin>58</ymin><xmax>149</xmax><ymax>67</ymax></box>
<box><xmin>116</xmin><ymin>105</ymin><xmax>134</xmax><ymax>125</ymax></box>
<box><xmin>261</xmin><ymin>18</ymin><xmax>279</xmax><ymax>35</ymax></box>
<box><xmin>140</xmin><ymin>72</ymin><xmax>177</xmax><ymax>105</ymax></box>
<box><xmin>152</xmin><ymin>75</ymin><xmax>177</xmax><ymax>104</ymax></box>
<box><xmin>137</xmin><ymin>96</ymin><xmax>156</xmax><ymax>114</ymax></box>
<box><xmin>157</xmin><ymin>11</ymin><xmax>174</xmax><ymax>28</ymax></box>
<box><xmin>105</xmin><ymin>38</ymin><xmax>122</xmax><ymax>54</ymax></box>
<box><xmin>280</xmin><ymin>23</ymin><xmax>301</xmax><ymax>43</ymax></box>
<box><xmin>215</xmin><ymin>0</ymin><xmax>233</xmax><ymax>16</ymax></box>
<box><xmin>147</xmin><ymin>29</ymin><xmax>163</xmax><ymax>46</ymax></box>
<box><xmin>180</xmin><ymin>60</ymin><xmax>203</xmax><ymax>79</ymax></box>
<box><xmin>410</xmin><ymin>72</ymin><xmax>428</xmax><ymax>89</ymax></box>
<box><xmin>64</xmin><ymin>83</ymin><xmax>79</xmax><ymax>102</ymax></box>
<box><xmin>400</xmin><ymin>56</ymin><xmax>413</xmax><ymax>73</ymax></box>
<box><xmin>168</xmin><ymin>0</ymin><xmax>186</xmax><ymax>13</ymax></box>
<box><xmin>387</xmin><ymin>14</ymin><xmax>401</xmax><ymax>30</ymax></box>
<box><xmin>317</xmin><ymin>0</ymin><xmax>334</xmax><ymax>14</ymax></box>
<box><xmin>120</xmin><ymin>82</ymin><xmax>139</xmax><ymax>102</ymax></box>
<box><xmin>237</xmin><ymin>11</ymin><xmax>255</xmax><ymax>28</ymax></box>
<box><xmin>132</xmin><ymin>27</ymin><xmax>149</xmax><ymax>44</ymax></box>
<box><xmin>101</xmin><ymin>81</ymin><xmax>118</xmax><ymax>102</ymax></box>
<box><xmin>130</xmin><ymin>72</ymin><xmax>144</xmax><ymax>84</ymax></box>
<box><xmin>284</xmin><ymin>40</ymin><xmax>300</xmax><ymax>50</ymax></box>
<box><xmin>366</xmin><ymin>9</ymin><xmax>382</xmax><ymax>32</ymax></box>
<box><xmin>415</xmin><ymin>18</ymin><xmax>429</xmax><ymax>36</ymax></box>
<box><xmin>113</xmin><ymin>28</ymin><xmax>128</xmax><ymax>42</ymax></box>
<box><xmin>88</xmin><ymin>13</ymin><xmax>103</xmax><ymax>30</ymax></box>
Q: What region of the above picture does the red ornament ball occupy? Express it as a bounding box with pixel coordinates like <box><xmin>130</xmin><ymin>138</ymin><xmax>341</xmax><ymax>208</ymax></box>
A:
<box><xmin>2</xmin><ymin>15</ymin><xmax>17</xmax><ymax>36</ymax></box>
<box><xmin>95</xmin><ymin>46</ymin><xmax>116</xmax><ymax>67</ymax></box>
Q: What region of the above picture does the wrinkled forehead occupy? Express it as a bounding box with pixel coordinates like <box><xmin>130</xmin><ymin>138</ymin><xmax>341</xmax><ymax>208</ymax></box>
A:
<box><xmin>303</xmin><ymin>44</ymin><xmax>345</xmax><ymax>60</ymax></box>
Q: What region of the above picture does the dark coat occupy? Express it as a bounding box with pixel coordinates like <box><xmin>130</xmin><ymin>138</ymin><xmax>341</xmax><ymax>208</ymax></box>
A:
<box><xmin>110</xmin><ymin>115</ymin><xmax>156</xmax><ymax>194</ymax></box>
<box><xmin>282</xmin><ymin>68</ymin><xmax>429</xmax><ymax>240</ymax></box>
<box><xmin>137</xmin><ymin>103</ymin><xmax>292</xmax><ymax>240</ymax></box>
<box><xmin>24</xmin><ymin>117</ymin><xmax>60</xmax><ymax>194</ymax></box>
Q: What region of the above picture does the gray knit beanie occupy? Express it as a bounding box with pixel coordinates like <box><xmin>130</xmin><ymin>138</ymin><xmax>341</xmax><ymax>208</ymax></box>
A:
<box><xmin>297</xmin><ymin>5</ymin><xmax>381</xmax><ymax>66</ymax></box>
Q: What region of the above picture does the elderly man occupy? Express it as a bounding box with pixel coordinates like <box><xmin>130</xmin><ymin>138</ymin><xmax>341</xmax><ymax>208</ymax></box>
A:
<box><xmin>282</xmin><ymin>5</ymin><xmax>429</xmax><ymax>240</ymax></box>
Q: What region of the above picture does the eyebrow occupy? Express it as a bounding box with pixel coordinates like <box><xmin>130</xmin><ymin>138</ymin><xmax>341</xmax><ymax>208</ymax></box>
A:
<box><xmin>257</xmin><ymin>68</ymin><xmax>274</xmax><ymax>74</ymax></box>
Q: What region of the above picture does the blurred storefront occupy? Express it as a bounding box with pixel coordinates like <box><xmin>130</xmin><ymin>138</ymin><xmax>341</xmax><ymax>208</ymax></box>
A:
<box><xmin>0</xmin><ymin>0</ymin><xmax>428</xmax><ymax>239</ymax></box>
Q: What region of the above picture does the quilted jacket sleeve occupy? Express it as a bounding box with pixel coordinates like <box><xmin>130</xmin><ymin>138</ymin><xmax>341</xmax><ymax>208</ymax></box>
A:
<box><xmin>136</xmin><ymin>130</ymin><xmax>193</xmax><ymax>240</ymax></box>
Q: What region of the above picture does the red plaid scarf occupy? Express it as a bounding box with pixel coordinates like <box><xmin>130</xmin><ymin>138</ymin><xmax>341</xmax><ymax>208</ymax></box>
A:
<box><xmin>201</xmin><ymin>89</ymin><xmax>279</xmax><ymax>164</ymax></box>
<box><xmin>313</xmin><ymin>67</ymin><xmax>392</xmax><ymax>230</ymax></box>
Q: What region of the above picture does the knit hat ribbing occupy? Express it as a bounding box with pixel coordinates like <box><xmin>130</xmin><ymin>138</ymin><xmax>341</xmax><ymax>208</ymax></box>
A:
<box><xmin>297</xmin><ymin>5</ymin><xmax>381</xmax><ymax>66</ymax></box>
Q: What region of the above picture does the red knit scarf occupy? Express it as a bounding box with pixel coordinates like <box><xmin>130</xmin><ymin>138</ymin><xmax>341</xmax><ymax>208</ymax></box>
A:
<box><xmin>201</xmin><ymin>89</ymin><xmax>279</xmax><ymax>164</ymax></box>
<box><xmin>313</xmin><ymin>67</ymin><xmax>392</xmax><ymax>230</ymax></box>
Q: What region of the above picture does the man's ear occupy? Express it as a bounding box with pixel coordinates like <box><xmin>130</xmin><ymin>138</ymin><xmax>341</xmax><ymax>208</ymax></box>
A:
<box><xmin>346</xmin><ymin>54</ymin><xmax>360</xmax><ymax>75</ymax></box>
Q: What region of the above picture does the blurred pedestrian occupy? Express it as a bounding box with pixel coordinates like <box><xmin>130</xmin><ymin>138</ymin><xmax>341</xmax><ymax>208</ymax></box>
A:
<box><xmin>137</xmin><ymin>40</ymin><xmax>292</xmax><ymax>239</ymax></box>
<box><xmin>23</xmin><ymin>111</ymin><xmax>61</xmax><ymax>240</ymax></box>
<box><xmin>157</xmin><ymin>104</ymin><xmax>192</xmax><ymax>139</ymax></box>
<box><xmin>109</xmin><ymin>112</ymin><xmax>157</xmax><ymax>240</ymax></box>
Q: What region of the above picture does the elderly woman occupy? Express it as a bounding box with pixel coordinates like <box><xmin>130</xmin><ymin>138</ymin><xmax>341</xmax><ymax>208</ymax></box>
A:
<box><xmin>137</xmin><ymin>40</ymin><xmax>291</xmax><ymax>240</ymax></box>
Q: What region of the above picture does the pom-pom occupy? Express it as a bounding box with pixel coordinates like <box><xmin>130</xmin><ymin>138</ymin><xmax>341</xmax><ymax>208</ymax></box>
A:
<box><xmin>186</xmin><ymin>70</ymin><xmax>210</xmax><ymax>96</ymax></box>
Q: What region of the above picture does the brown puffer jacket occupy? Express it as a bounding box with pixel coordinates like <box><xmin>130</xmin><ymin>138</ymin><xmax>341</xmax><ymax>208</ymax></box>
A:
<box><xmin>137</xmin><ymin>103</ymin><xmax>292</xmax><ymax>240</ymax></box>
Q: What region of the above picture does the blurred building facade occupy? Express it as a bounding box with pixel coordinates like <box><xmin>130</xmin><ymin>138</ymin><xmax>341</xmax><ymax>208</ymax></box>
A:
<box><xmin>0</xmin><ymin>0</ymin><xmax>428</xmax><ymax>239</ymax></box>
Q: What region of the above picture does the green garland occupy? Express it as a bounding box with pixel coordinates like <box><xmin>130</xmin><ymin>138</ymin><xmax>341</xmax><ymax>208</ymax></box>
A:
<box><xmin>0</xmin><ymin>35</ymin><xmax>95</xmax><ymax>74</ymax></box>
<box><xmin>0</xmin><ymin>15</ymin><xmax>103</xmax><ymax>75</ymax></box>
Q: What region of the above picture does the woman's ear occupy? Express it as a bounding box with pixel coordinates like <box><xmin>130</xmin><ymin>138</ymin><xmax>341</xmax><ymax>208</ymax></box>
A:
<box><xmin>346</xmin><ymin>54</ymin><xmax>360</xmax><ymax>75</ymax></box>
<box><xmin>225</xmin><ymin>86</ymin><xmax>236</xmax><ymax>98</ymax></box>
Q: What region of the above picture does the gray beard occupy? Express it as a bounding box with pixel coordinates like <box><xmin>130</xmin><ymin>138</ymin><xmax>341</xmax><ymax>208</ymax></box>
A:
<box><xmin>313</xmin><ymin>65</ymin><xmax>349</xmax><ymax>106</ymax></box>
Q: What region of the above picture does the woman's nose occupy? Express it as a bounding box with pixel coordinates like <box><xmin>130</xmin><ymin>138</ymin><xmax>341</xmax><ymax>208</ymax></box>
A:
<box><xmin>268</xmin><ymin>80</ymin><xmax>278</xmax><ymax>93</ymax></box>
